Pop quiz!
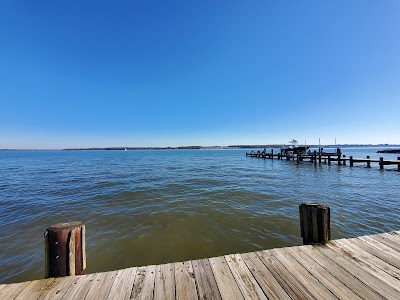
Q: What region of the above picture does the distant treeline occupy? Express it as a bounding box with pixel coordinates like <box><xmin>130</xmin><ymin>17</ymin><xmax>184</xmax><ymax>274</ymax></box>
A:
<box><xmin>62</xmin><ymin>144</ymin><xmax>400</xmax><ymax>151</ymax></box>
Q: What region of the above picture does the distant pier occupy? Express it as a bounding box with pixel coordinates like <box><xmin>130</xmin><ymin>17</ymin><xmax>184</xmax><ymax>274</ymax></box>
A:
<box><xmin>246</xmin><ymin>150</ymin><xmax>400</xmax><ymax>171</ymax></box>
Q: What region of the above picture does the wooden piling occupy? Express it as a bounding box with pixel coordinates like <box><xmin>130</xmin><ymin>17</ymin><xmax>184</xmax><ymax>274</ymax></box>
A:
<box><xmin>271</xmin><ymin>148</ymin><xmax>274</xmax><ymax>159</ymax></box>
<box><xmin>328</xmin><ymin>155</ymin><xmax>331</xmax><ymax>165</ymax></box>
<box><xmin>45</xmin><ymin>221</ymin><xmax>86</xmax><ymax>278</ymax></box>
<box><xmin>299</xmin><ymin>203</ymin><xmax>330</xmax><ymax>245</ymax></box>
<box><xmin>367</xmin><ymin>156</ymin><xmax>371</xmax><ymax>168</ymax></box>
<box><xmin>313</xmin><ymin>151</ymin><xmax>317</xmax><ymax>166</ymax></box>
<box><xmin>318</xmin><ymin>152</ymin><xmax>321</xmax><ymax>164</ymax></box>
<box><xmin>398</xmin><ymin>157</ymin><xmax>400</xmax><ymax>171</ymax></box>
<box><xmin>379</xmin><ymin>157</ymin><xmax>384</xmax><ymax>170</ymax></box>
<box><xmin>343</xmin><ymin>155</ymin><xmax>346</xmax><ymax>165</ymax></box>
<box><xmin>349</xmin><ymin>156</ymin><xmax>353</xmax><ymax>167</ymax></box>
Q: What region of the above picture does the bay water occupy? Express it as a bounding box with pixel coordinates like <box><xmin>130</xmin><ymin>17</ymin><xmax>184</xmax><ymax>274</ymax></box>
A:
<box><xmin>0</xmin><ymin>147</ymin><xmax>399</xmax><ymax>283</ymax></box>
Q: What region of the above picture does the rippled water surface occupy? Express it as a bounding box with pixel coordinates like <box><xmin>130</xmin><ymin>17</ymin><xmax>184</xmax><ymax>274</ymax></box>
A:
<box><xmin>0</xmin><ymin>147</ymin><xmax>399</xmax><ymax>283</ymax></box>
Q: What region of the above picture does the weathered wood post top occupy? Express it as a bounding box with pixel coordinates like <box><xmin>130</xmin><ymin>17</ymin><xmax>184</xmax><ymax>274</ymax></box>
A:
<box><xmin>299</xmin><ymin>203</ymin><xmax>330</xmax><ymax>245</ymax></box>
<box><xmin>45</xmin><ymin>221</ymin><xmax>86</xmax><ymax>278</ymax></box>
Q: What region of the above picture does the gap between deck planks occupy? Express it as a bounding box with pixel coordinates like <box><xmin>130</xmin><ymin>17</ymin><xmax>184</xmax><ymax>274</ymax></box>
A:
<box><xmin>1</xmin><ymin>230</ymin><xmax>399</xmax><ymax>299</ymax></box>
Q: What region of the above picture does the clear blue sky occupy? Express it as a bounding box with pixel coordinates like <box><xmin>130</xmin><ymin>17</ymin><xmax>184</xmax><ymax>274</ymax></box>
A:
<box><xmin>1</xmin><ymin>1</ymin><xmax>399</xmax><ymax>149</ymax></box>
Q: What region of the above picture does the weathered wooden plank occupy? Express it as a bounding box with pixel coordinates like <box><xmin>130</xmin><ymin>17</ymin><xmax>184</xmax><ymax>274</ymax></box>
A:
<box><xmin>84</xmin><ymin>270</ymin><xmax>117</xmax><ymax>299</ymax></box>
<box><xmin>40</xmin><ymin>276</ymin><xmax>77</xmax><ymax>300</ymax></box>
<box><xmin>370</xmin><ymin>233</ymin><xmax>400</xmax><ymax>252</ymax></box>
<box><xmin>62</xmin><ymin>273</ymin><xmax>97</xmax><ymax>300</ymax></box>
<box><xmin>0</xmin><ymin>281</ymin><xmax>30</xmax><ymax>299</ymax></box>
<box><xmin>334</xmin><ymin>239</ymin><xmax>400</xmax><ymax>280</ymax></box>
<box><xmin>107</xmin><ymin>267</ymin><xmax>137</xmax><ymax>300</ymax></box>
<box><xmin>192</xmin><ymin>259</ymin><xmax>221</xmax><ymax>300</ymax></box>
<box><xmin>225</xmin><ymin>254</ymin><xmax>267</xmax><ymax>300</ymax></box>
<box><xmin>241</xmin><ymin>252</ymin><xmax>291</xmax><ymax>300</ymax></box>
<box><xmin>327</xmin><ymin>241</ymin><xmax>400</xmax><ymax>292</ymax></box>
<box><xmin>256</xmin><ymin>250</ymin><xmax>313</xmax><ymax>300</ymax></box>
<box><xmin>209</xmin><ymin>256</ymin><xmax>244</xmax><ymax>300</ymax></box>
<box><xmin>175</xmin><ymin>261</ymin><xmax>198</xmax><ymax>300</ymax></box>
<box><xmin>14</xmin><ymin>278</ymin><xmax>55</xmax><ymax>300</ymax></box>
<box><xmin>299</xmin><ymin>244</ymin><xmax>383</xmax><ymax>300</ymax></box>
<box><xmin>270</xmin><ymin>248</ymin><xmax>337</xmax><ymax>300</ymax></box>
<box><xmin>285</xmin><ymin>246</ymin><xmax>362</xmax><ymax>300</ymax></box>
<box><xmin>154</xmin><ymin>263</ymin><xmax>175</xmax><ymax>300</ymax></box>
<box><xmin>353</xmin><ymin>237</ymin><xmax>400</xmax><ymax>268</ymax></box>
<box><xmin>316</xmin><ymin>244</ymin><xmax>400</xmax><ymax>300</ymax></box>
<box><xmin>131</xmin><ymin>265</ymin><xmax>156</xmax><ymax>300</ymax></box>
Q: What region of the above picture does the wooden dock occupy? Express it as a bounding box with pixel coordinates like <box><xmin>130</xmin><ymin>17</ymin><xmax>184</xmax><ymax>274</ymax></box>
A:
<box><xmin>1</xmin><ymin>230</ymin><xmax>399</xmax><ymax>299</ymax></box>
<box><xmin>246</xmin><ymin>151</ymin><xmax>400</xmax><ymax>171</ymax></box>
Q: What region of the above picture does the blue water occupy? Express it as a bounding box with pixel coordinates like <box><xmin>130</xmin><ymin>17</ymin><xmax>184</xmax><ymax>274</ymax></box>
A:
<box><xmin>0</xmin><ymin>147</ymin><xmax>399</xmax><ymax>283</ymax></box>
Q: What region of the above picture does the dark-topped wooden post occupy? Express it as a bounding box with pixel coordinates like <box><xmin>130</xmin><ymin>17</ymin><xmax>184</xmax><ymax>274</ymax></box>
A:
<box><xmin>313</xmin><ymin>151</ymin><xmax>317</xmax><ymax>166</ymax></box>
<box><xmin>367</xmin><ymin>156</ymin><xmax>371</xmax><ymax>168</ymax></box>
<box><xmin>271</xmin><ymin>148</ymin><xmax>274</xmax><ymax>159</ymax></box>
<box><xmin>398</xmin><ymin>157</ymin><xmax>400</xmax><ymax>171</ymax></box>
<box><xmin>379</xmin><ymin>157</ymin><xmax>384</xmax><ymax>170</ymax></box>
<box><xmin>349</xmin><ymin>156</ymin><xmax>353</xmax><ymax>167</ymax></box>
<box><xmin>45</xmin><ymin>221</ymin><xmax>86</xmax><ymax>278</ymax></box>
<box><xmin>343</xmin><ymin>155</ymin><xmax>346</xmax><ymax>166</ymax></box>
<box><xmin>299</xmin><ymin>203</ymin><xmax>330</xmax><ymax>245</ymax></box>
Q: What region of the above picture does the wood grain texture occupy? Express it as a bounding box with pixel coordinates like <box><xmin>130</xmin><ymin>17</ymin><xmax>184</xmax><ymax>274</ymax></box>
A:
<box><xmin>107</xmin><ymin>267</ymin><xmax>137</xmax><ymax>300</ymax></box>
<box><xmin>241</xmin><ymin>252</ymin><xmax>291</xmax><ymax>300</ymax></box>
<box><xmin>256</xmin><ymin>250</ymin><xmax>313</xmax><ymax>300</ymax></box>
<box><xmin>192</xmin><ymin>259</ymin><xmax>221</xmax><ymax>300</ymax></box>
<box><xmin>154</xmin><ymin>263</ymin><xmax>175</xmax><ymax>300</ymax></box>
<box><xmin>131</xmin><ymin>265</ymin><xmax>157</xmax><ymax>300</ymax></box>
<box><xmin>175</xmin><ymin>261</ymin><xmax>198</xmax><ymax>300</ymax></box>
<box><xmin>84</xmin><ymin>270</ymin><xmax>117</xmax><ymax>300</ymax></box>
<box><xmin>209</xmin><ymin>256</ymin><xmax>244</xmax><ymax>300</ymax></box>
<box><xmin>224</xmin><ymin>254</ymin><xmax>267</xmax><ymax>300</ymax></box>
<box><xmin>316</xmin><ymin>244</ymin><xmax>400</xmax><ymax>300</ymax></box>
<box><xmin>285</xmin><ymin>245</ymin><xmax>362</xmax><ymax>300</ymax></box>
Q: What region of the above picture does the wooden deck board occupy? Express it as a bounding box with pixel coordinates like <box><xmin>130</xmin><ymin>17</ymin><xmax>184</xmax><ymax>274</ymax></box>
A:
<box><xmin>154</xmin><ymin>263</ymin><xmax>175</xmax><ymax>300</ymax></box>
<box><xmin>285</xmin><ymin>245</ymin><xmax>362</xmax><ymax>300</ymax></box>
<box><xmin>174</xmin><ymin>261</ymin><xmax>198</xmax><ymax>300</ymax></box>
<box><xmin>2</xmin><ymin>231</ymin><xmax>400</xmax><ymax>299</ymax></box>
<box><xmin>316</xmin><ymin>244</ymin><xmax>400</xmax><ymax>300</ymax></box>
<box><xmin>256</xmin><ymin>250</ymin><xmax>314</xmax><ymax>300</ymax></box>
<box><xmin>14</xmin><ymin>278</ymin><xmax>55</xmax><ymax>300</ymax></box>
<box><xmin>192</xmin><ymin>258</ymin><xmax>221</xmax><ymax>300</ymax></box>
<box><xmin>209</xmin><ymin>256</ymin><xmax>244</xmax><ymax>300</ymax></box>
<box><xmin>241</xmin><ymin>252</ymin><xmax>291</xmax><ymax>300</ymax></box>
<box><xmin>224</xmin><ymin>254</ymin><xmax>267</xmax><ymax>300</ymax></box>
<box><xmin>84</xmin><ymin>270</ymin><xmax>117</xmax><ymax>300</ymax></box>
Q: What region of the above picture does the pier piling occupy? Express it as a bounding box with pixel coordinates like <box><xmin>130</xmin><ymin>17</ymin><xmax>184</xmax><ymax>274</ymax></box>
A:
<box><xmin>379</xmin><ymin>157</ymin><xmax>384</xmax><ymax>170</ymax></box>
<box><xmin>299</xmin><ymin>203</ymin><xmax>330</xmax><ymax>245</ymax></box>
<box><xmin>45</xmin><ymin>221</ymin><xmax>86</xmax><ymax>278</ymax></box>
<box><xmin>367</xmin><ymin>156</ymin><xmax>371</xmax><ymax>168</ymax></box>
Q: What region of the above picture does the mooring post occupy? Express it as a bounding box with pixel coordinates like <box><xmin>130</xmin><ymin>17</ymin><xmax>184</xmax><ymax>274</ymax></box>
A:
<box><xmin>367</xmin><ymin>156</ymin><xmax>371</xmax><ymax>168</ymax></box>
<box><xmin>342</xmin><ymin>155</ymin><xmax>346</xmax><ymax>166</ymax></box>
<box><xmin>45</xmin><ymin>221</ymin><xmax>86</xmax><ymax>278</ymax></box>
<box><xmin>350</xmin><ymin>156</ymin><xmax>353</xmax><ymax>167</ymax></box>
<box><xmin>328</xmin><ymin>155</ymin><xmax>331</xmax><ymax>165</ymax></box>
<box><xmin>398</xmin><ymin>157</ymin><xmax>400</xmax><ymax>171</ymax></box>
<box><xmin>271</xmin><ymin>148</ymin><xmax>274</xmax><ymax>160</ymax></box>
<box><xmin>318</xmin><ymin>152</ymin><xmax>321</xmax><ymax>164</ymax></box>
<box><xmin>299</xmin><ymin>203</ymin><xmax>330</xmax><ymax>245</ymax></box>
<box><xmin>313</xmin><ymin>151</ymin><xmax>317</xmax><ymax>166</ymax></box>
<box><xmin>379</xmin><ymin>157</ymin><xmax>384</xmax><ymax>170</ymax></box>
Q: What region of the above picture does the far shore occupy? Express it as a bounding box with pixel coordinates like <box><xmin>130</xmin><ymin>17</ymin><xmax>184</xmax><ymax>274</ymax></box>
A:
<box><xmin>2</xmin><ymin>144</ymin><xmax>400</xmax><ymax>151</ymax></box>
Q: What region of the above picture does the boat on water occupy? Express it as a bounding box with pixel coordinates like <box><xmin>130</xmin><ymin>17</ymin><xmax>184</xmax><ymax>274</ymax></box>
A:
<box><xmin>280</xmin><ymin>139</ymin><xmax>309</xmax><ymax>155</ymax></box>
